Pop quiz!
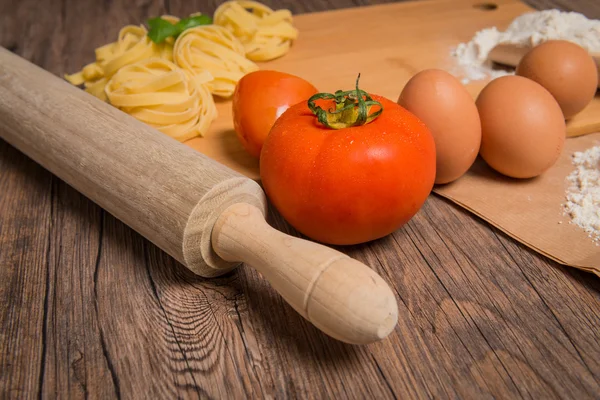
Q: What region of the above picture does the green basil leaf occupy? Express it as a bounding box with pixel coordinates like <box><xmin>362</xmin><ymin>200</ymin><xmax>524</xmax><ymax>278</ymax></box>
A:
<box><xmin>147</xmin><ymin>14</ymin><xmax>213</xmax><ymax>44</ymax></box>
<box><xmin>147</xmin><ymin>17</ymin><xmax>179</xmax><ymax>43</ymax></box>
<box><xmin>175</xmin><ymin>14</ymin><xmax>213</xmax><ymax>32</ymax></box>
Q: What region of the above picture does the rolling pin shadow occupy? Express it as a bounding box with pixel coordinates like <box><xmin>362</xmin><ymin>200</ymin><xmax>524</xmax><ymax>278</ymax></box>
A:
<box><xmin>0</xmin><ymin>47</ymin><xmax>399</xmax><ymax>345</ymax></box>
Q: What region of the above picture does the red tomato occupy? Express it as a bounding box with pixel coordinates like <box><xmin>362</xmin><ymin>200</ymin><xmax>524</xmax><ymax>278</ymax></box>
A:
<box><xmin>259</xmin><ymin>91</ymin><xmax>436</xmax><ymax>245</ymax></box>
<box><xmin>232</xmin><ymin>70</ymin><xmax>319</xmax><ymax>159</ymax></box>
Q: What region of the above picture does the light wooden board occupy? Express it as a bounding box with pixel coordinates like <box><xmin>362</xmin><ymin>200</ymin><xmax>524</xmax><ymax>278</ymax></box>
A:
<box><xmin>184</xmin><ymin>0</ymin><xmax>600</xmax><ymax>181</ymax></box>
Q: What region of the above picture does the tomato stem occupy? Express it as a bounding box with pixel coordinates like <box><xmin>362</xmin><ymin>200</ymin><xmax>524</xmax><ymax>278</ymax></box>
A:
<box><xmin>307</xmin><ymin>74</ymin><xmax>383</xmax><ymax>129</ymax></box>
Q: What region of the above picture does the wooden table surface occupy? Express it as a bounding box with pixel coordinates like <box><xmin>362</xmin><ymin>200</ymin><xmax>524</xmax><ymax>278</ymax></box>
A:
<box><xmin>1</xmin><ymin>0</ymin><xmax>600</xmax><ymax>398</ymax></box>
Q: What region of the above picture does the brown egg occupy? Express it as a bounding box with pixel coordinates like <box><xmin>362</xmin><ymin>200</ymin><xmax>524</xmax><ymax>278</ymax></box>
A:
<box><xmin>516</xmin><ymin>40</ymin><xmax>598</xmax><ymax>119</ymax></box>
<box><xmin>398</xmin><ymin>69</ymin><xmax>481</xmax><ymax>184</ymax></box>
<box><xmin>476</xmin><ymin>75</ymin><xmax>566</xmax><ymax>179</ymax></box>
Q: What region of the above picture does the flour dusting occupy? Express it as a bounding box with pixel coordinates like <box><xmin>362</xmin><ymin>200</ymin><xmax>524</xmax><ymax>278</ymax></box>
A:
<box><xmin>451</xmin><ymin>10</ymin><xmax>600</xmax><ymax>84</ymax></box>
<box><xmin>563</xmin><ymin>146</ymin><xmax>600</xmax><ymax>244</ymax></box>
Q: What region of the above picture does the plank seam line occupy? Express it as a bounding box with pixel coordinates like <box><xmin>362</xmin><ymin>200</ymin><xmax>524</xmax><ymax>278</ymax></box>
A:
<box><xmin>93</xmin><ymin>211</ymin><xmax>122</xmax><ymax>400</ymax></box>
<box><xmin>37</xmin><ymin>176</ymin><xmax>54</xmax><ymax>399</ymax></box>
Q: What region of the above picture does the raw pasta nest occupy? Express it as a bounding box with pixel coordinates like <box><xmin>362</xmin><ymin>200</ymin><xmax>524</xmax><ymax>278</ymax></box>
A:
<box><xmin>65</xmin><ymin>24</ymin><xmax>175</xmax><ymax>102</ymax></box>
<box><xmin>105</xmin><ymin>58</ymin><xmax>217</xmax><ymax>142</ymax></box>
<box><xmin>214</xmin><ymin>0</ymin><xmax>299</xmax><ymax>61</ymax></box>
<box><xmin>173</xmin><ymin>25</ymin><xmax>259</xmax><ymax>98</ymax></box>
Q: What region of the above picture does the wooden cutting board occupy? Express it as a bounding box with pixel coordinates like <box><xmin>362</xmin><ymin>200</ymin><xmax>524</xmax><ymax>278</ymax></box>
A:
<box><xmin>184</xmin><ymin>0</ymin><xmax>600</xmax><ymax>181</ymax></box>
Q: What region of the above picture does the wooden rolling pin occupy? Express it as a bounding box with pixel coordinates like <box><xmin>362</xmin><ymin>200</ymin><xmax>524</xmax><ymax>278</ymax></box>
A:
<box><xmin>488</xmin><ymin>43</ymin><xmax>600</xmax><ymax>89</ymax></box>
<box><xmin>0</xmin><ymin>47</ymin><xmax>399</xmax><ymax>345</ymax></box>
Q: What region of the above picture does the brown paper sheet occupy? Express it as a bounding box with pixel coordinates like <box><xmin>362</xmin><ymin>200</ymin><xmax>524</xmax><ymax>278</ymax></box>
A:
<box><xmin>433</xmin><ymin>133</ymin><xmax>600</xmax><ymax>275</ymax></box>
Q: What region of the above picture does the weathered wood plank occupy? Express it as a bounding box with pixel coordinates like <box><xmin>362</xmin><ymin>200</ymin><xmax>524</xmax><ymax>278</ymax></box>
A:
<box><xmin>38</xmin><ymin>182</ymin><xmax>115</xmax><ymax>399</ymax></box>
<box><xmin>0</xmin><ymin>140</ymin><xmax>52</xmax><ymax>398</ymax></box>
<box><xmin>414</xmin><ymin>197</ymin><xmax>600</xmax><ymax>398</ymax></box>
<box><xmin>1</xmin><ymin>0</ymin><xmax>600</xmax><ymax>399</ymax></box>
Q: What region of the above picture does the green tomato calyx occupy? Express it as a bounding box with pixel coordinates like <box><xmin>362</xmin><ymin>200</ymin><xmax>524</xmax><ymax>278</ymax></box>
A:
<box><xmin>307</xmin><ymin>74</ymin><xmax>383</xmax><ymax>130</ymax></box>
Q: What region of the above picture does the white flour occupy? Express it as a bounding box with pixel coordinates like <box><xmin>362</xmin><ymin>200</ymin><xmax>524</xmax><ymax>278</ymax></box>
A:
<box><xmin>563</xmin><ymin>146</ymin><xmax>600</xmax><ymax>244</ymax></box>
<box><xmin>451</xmin><ymin>10</ymin><xmax>600</xmax><ymax>84</ymax></box>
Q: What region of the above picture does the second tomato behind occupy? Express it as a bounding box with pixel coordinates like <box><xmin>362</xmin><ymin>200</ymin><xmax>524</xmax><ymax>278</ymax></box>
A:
<box><xmin>232</xmin><ymin>70</ymin><xmax>319</xmax><ymax>159</ymax></box>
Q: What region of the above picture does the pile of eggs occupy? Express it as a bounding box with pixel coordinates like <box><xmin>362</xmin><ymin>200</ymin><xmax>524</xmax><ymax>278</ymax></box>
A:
<box><xmin>398</xmin><ymin>40</ymin><xmax>599</xmax><ymax>183</ymax></box>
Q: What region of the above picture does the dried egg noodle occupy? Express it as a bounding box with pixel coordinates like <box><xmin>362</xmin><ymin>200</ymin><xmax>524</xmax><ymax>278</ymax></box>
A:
<box><xmin>64</xmin><ymin>2</ymin><xmax>298</xmax><ymax>141</ymax></box>
<box><xmin>65</xmin><ymin>23</ymin><xmax>176</xmax><ymax>101</ymax></box>
<box><xmin>173</xmin><ymin>25</ymin><xmax>259</xmax><ymax>98</ymax></box>
<box><xmin>105</xmin><ymin>58</ymin><xmax>217</xmax><ymax>142</ymax></box>
<box><xmin>214</xmin><ymin>1</ymin><xmax>298</xmax><ymax>61</ymax></box>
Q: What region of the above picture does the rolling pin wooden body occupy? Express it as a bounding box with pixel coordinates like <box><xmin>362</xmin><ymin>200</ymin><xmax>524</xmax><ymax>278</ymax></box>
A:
<box><xmin>0</xmin><ymin>47</ymin><xmax>398</xmax><ymax>345</ymax></box>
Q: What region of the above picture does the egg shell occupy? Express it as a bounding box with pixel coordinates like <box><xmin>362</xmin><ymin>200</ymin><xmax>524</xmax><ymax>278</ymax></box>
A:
<box><xmin>516</xmin><ymin>40</ymin><xmax>599</xmax><ymax>119</ymax></box>
<box><xmin>398</xmin><ymin>69</ymin><xmax>481</xmax><ymax>184</ymax></box>
<box><xmin>476</xmin><ymin>75</ymin><xmax>566</xmax><ymax>179</ymax></box>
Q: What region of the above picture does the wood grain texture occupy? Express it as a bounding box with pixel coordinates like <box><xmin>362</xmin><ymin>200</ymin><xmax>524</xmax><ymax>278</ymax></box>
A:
<box><xmin>1</xmin><ymin>0</ymin><xmax>600</xmax><ymax>399</ymax></box>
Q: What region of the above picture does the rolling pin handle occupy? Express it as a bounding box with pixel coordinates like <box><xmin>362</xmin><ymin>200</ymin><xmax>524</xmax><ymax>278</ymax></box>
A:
<box><xmin>211</xmin><ymin>202</ymin><xmax>399</xmax><ymax>345</ymax></box>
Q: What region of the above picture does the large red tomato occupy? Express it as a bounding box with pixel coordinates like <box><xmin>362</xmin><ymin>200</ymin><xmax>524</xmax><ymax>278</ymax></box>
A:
<box><xmin>259</xmin><ymin>88</ymin><xmax>436</xmax><ymax>245</ymax></box>
<box><xmin>232</xmin><ymin>70</ymin><xmax>318</xmax><ymax>159</ymax></box>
